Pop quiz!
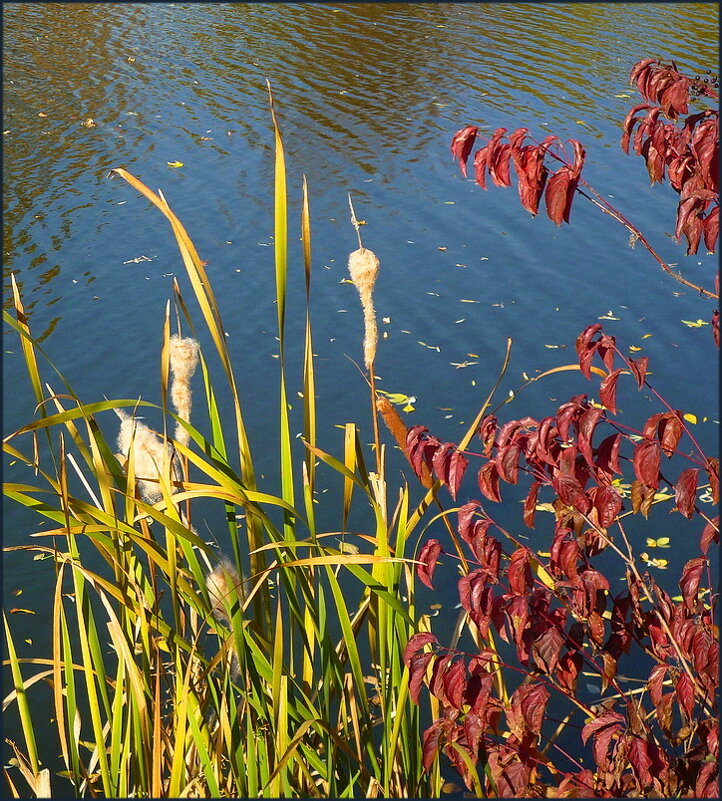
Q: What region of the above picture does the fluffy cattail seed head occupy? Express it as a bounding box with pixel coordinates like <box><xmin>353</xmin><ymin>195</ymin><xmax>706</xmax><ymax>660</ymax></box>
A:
<box><xmin>116</xmin><ymin>410</ymin><xmax>181</xmax><ymax>504</ymax></box>
<box><xmin>206</xmin><ymin>557</ymin><xmax>245</xmax><ymax>626</ymax></box>
<box><xmin>168</xmin><ymin>334</ymin><xmax>199</xmax><ymax>447</ymax></box>
<box><xmin>348</xmin><ymin>247</ymin><xmax>380</xmax><ymax>369</ymax></box>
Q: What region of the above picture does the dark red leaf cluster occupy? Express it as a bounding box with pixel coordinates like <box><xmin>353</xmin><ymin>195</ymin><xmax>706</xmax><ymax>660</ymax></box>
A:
<box><xmin>406</xmin><ymin>425</ymin><xmax>469</xmax><ymax>500</ymax></box>
<box><xmin>405</xmin><ymin>321</ymin><xmax>717</xmax><ymax>797</ymax></box>
<box><xmin>451</xmin><ymin>124</ymin><xmax>586</xmax><ymax>226</ymax></box>
<box><xmin>623</xmin><ymin>60</ymin><xmax>719</xmax><ymax>254</ymax></box>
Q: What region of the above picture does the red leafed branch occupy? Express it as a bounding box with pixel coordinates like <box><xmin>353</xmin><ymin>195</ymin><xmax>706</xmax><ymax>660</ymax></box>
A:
<box><xmin>623</xmin><ymin>60</ymin><xmax>719</xmax><ymax>256</ymax></box>
<box><xmin>450</xmin><ymin>58</ymin><xmax>719</xmax><ymax>306</ymax></box>
<box><xmin>405</xmin><ymin>321</ymin><xmax>718</xmax><ymax>797</ymax></box>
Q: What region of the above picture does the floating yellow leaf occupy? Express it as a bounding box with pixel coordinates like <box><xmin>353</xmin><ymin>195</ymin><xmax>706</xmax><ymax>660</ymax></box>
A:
<box><xmin>10</xmin><ymin>608</ymin><xmax>35</xmax><ymax>615</ymax></box>
<box><xmin>167</xmin><ymin>160</ymin><xmax>184</xmax><ymax>168</ymax></box>
<box><xmin>614</xmin><ymin>93</ymin><xmax>632</xmax><ymax>98</ymax></box>
<box><xmin>640</xmin><ymin>552</ymin><xmax>668</xmax><ymax>568</ymax></box>
<box><xmin>646</xmin><ymin>537</ymin><xmax>670</xmax><ymax>548</ymax></box>
<box><xmin>641</xmin><ymin>333</ymin><xmax>652</xmax><ymax>339</ymax></box>
<box><xmin>629</xmin><ymin>345</ymin><xmax>642</xmax><ymax>352</ymax></box>
<box><xmin>683</xmin><ymin>413</ymin><xmax>697</xmax><ymax>424</ymax></box>
<box><xmin>681</xmin><ymin>319</ymin><xmax>708</xmax><ymax>328</ymax></box>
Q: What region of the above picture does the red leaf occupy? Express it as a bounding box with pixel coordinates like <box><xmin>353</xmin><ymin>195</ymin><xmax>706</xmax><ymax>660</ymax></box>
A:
<box><xmin>629</xmin><ymin>59</ymin><xmax>657</xmax><ymax>90</ymax></box>
<box><xmin>479</xmin><ymin>536</ymin><xmax>502</xmax><ymax>580</ymax></box>
<box><xmin>478</xmin><ymin>461</ymin><xmax>502</xmax><ymax>503</ymax></box>
<box><xmin>633</xmin><ymin>439</ymin><xmax>661</xmax><ymax>489</ymax></box>
<box><xmin>403</xmin><ymin>632</ymin><xmax>438</xmax><ymax>668</ymax></box>
<box><xmin>443</xmin><ymin>659</ymin><xmax>467</xmax><ymax>709</ymax></box>
<box><xmin>559</xmin><ymin>539</ymin><xmax>581</xmax><ymax>579</ymax></box>
<box><xmin>590</xmin><ymin>484</ymin><xmax>622</xmax><ymax>528</ymax></box>
<box><xmin>659</xmin><ymin>78</ymin><xmax>689</xmax><ymax>119</ymax></box>
<box><xmin>557</xmin><ymin>650</ymin><xmax>583</xmax><ymax>693</ymax></box>
<box><xmin>544</xmin><ymin>167</ymin><xmax>572</xmax><ymax>225</ymax></box>
<box><xmin>422</xmin><ymin>721</ymin><xmax>442</xmax><ymax>771</ymax></box>
<box><xmin>532</xmin><ymin>625</ymin><xmax>565</xmax><ymax>674</ymax></box>
<box><xmin>576</xmin><ymin>324</ymin><xmax>602</xmax><ymax>379</ymax></box>
<box><xmin>535</xmin><ymin>416</ymin><xmax>558</xmax><ymax>465</ymax></box>
<box><xmin>621</xmin><ymin>103</ymin><xmax>653</xmax><ymax>154</ymax></box>
<box><xmin>578</xmin><ymin>406</ymin><xmax>604</xmax><ymax>467</ymax></box>
<box><xmin>703</xmin><ymin>205</ymin><xmax>719</xmax><ymax>253</ymax></box>
<box><xmin>599</xmin><ymin>368</ymin><xmax>624</xmax><ymax>414</ymax></box>
<box><xmin>406</xmin><ymin>425</ymin><xmax>430</xmax><ymax>479</ymax></box>
<box><xmin>473</xmin><ymin>146</ymin><xmax>489</xmax><ymax>189</ymax></box>
<box><xmin>515</xmin><ymin>682</ymin><xmax>550</xmax><ymax>736</ymax></box>
<box><xmin>597</xmin><ymin>334</ymin><xmax>616</xmax><ymax>372</ymax></box>
<box><xmin>581</xmin><ymin>710</ymin><xmax>625</xmax><ymax>745</ymax></box>
<box><xmin>431</xmin><ymin>443</ymin><xmax>469</xmax><ymax>500</ymax></box>
<box><xmin>568</xmin><ymin>138</ymin><xmax>587</xmax><ymax>177</ymax></box>
<box><xmin>595</xmin><ymin>433</ymin><xmax>623</xmax><ymax>482</ymax></box>
<box><xmin>409</xmin><ymin>650</ymin><xmax>434</xmax><ymax>704</ymax></box>
<box><xmin>523</xmin><ymin>481</ymin><xmax>541</xmax><ymax>528</ymax></box>
<box><xmin>489</xmin><ymin>142</ymin><xmax>512</xmax><ymax>187</ymax></box>
<box><xmin>416</xmin><ymin>539</ymin><xmax>443</xmax><ymax>590</ymax></box>
<box><xmin>478</xmin><ymin>414</ymin><xmax>498</xmax><ymax>456</ymax></box>
<box><xmin>430</xmin><ymin>652</ymin><xmax>454</xmax><ymax>704</ymax></box>
<box><xmin>458</xmin><ymin>500</ymin><xmax>483</xmax><ymax>544</ymax></box>
<box><xmin>679</xmin><ymin>556</ymin><xmax>706</xmax><ymax>612</ymax></box>
<box><xmin>628</xmin><ymin>356</ymin><xmax>649</xmax><ymax>389</ymax></box>
<box><xmin>627</xmin><ymin>736</ymin><xmax>654</xmax><ymax>788</ymax></box>
<box><xmin>658</xmin><ymin>412</ymin><xmax>683</xmax><ymax>458</ymax></box>
<box><xmin>450</xmin><ymin>125</ymin><xmax>479</xmax><ymax>178</ymax></box>
<box><xmin>676</xmin><ymin>672</ymin><xmax>695</xmax><ymax>721</ymax></box>
<box><xmin>553</xmin><ymin>473</ymin><xmax>591</xmax><ymax>514</ymax></box>
<box><xmin>447</xmin><ymin>450</ymin><xmax>469</xmax><ymax>500</ymax></box>
<box><xmin>431</xmin><ymin>441</ymin><xmax>454</xmax><ymax>485</ymax></box>
<box><xmin>694</xmin><ymin>760</ymin><xmax>718</xmax><ymax>798</ymax></box>
<box><xmin>508</xmin><ymin>547</ymin><xmax>533</xmax><ymax>596</ymax></box>
<box><xmin>675</xmin><ymin>467</ymin><xmax>699</xmax><ymax>518</ymax></box>
<box><xmin>497</xmin><ymin>442</ymin><xmax>521</xmax><ymax>484</ymax></box>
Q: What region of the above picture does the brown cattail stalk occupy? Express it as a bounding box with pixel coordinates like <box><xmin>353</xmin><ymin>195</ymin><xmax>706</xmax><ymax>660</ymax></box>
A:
<box><xmin>376</xmin><ymin>395</ymin><xmax>433</xmax><ymax>488</ymax></box>
<box><xmin>168</xmin><ymin>334</ymin><xmax>199</xmax><ymax>447</ymax></box>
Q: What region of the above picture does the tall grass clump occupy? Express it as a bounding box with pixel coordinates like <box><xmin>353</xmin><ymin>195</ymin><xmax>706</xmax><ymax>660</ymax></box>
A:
<box><xmin>2</xmin><ymin>88</ymin><xmax>504</xmax><ymax>798</ymax></box>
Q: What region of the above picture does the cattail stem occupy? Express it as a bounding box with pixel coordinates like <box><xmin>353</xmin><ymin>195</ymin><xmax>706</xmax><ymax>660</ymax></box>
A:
<box><xmin>368</xmin><ymin>369</ymin><xmax>382</xmax><ymax>477</ymax></box>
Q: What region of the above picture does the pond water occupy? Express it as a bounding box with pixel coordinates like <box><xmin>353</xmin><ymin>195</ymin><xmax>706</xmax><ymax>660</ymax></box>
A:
<box><xmin>3</xmin><ymin>1</ymin><xmax>719</xmax><ymax>787</ymax></box>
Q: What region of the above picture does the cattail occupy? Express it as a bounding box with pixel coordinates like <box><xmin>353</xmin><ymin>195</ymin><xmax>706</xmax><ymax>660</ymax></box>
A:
<box><xmin>115</xmin><ymin>408</ymin><xmax>181</xmax><ymax>504</ymax></box>
<box><xmin>376</xmin><ymin>395</ymin><xmax>433</xmax><ymax>488</ymax></box>
<box><xmin>205</xmin><ymin>556</ymin><xmax>245</xmax><ymax>624</ymax></box>
<box><xmin>206</xmin><ymin>556</ymin><xmax>244</xmax><ymax>680</ymax></box>
<box><xmin>168</xmin><ymin>334</ymin><xmax>199</xmax><ymax>447</ymax></box>
<box><xmin>348</xmin><ymin>247</ymin><xmax>380</xmax><ymax>370</ymax></box>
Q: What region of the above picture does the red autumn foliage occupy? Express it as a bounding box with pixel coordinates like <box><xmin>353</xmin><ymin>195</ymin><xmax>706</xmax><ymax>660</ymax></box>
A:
<box><xmin>451</xmin><ymin>58</ymin><xmax>719</xmax><ymax>340</ymax></box>
<box><xmin>404</xmin><ymin>59</ymin><xmax>718</xmax><ymax>798</ymax></box>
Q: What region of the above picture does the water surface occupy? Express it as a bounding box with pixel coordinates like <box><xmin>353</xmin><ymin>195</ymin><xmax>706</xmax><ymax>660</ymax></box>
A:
<box><xmin>3</xmin><ymin>2</ymin><xmax>719</xmax><ymax>784</ymax></box>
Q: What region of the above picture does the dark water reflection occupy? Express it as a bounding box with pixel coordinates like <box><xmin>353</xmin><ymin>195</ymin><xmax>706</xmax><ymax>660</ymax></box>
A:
<box><xmin>2</xmin><ymin>3</ymin><xmax>719</xmax><ymax>786</ymax></box>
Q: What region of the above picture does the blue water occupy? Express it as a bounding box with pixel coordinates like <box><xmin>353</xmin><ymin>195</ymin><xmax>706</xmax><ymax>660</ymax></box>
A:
<box><xmin>3</xmin><ymin>2</ymin><xmax>719</xmax><ymax>789</ymax></box>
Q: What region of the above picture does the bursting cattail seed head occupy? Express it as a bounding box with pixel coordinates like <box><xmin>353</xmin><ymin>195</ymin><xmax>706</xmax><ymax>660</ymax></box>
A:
<box><xmin>168</xmin><ymin>334</ymin><xmax>199</xmax><ymax>447</ymax></box>
<box><xmin>206</xmin><ymin>556</ymin><xmax>244</xmax><ymax>680</ymax></box>
<box><xmin>206</xmin><ymin>557</ymin><xmax>245</xmax><ymax>625</ymax></box>
<box><xmin>348</xmin><ymin>247</ymin><xmax>380</xmax><ymax>369</ymax></box>
<box><xmin>115</xmin><ymin>408</ymin><xmax>181</xmax><ymax>504</ymax></box>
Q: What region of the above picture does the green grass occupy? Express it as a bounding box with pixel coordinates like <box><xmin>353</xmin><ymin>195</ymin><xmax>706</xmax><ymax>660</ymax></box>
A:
<box><xmin>2</xmin><ymin>90</ymin><xmax>470</xmax><ymax>798</ymax></box>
